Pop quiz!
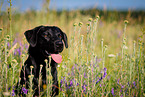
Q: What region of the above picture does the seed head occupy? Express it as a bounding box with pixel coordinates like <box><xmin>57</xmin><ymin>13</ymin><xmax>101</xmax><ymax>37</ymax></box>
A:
<box><xmin>6</xmin><ymin>35</ymin><xmax>10</xmax><ymax>38</ymax></box>
<box><xmin>40</xmin><ymin>64</ymin><xmax>43</xmax><ymax>68</ymax></box>
<box><xmin>123</xmin><ymin>37</ymin><xmax>126</xmax><ymax>41</ymax></box>
<box><xmin>48</xmin><ymin>56</ymin><xmax>52</xmax><ymax>59</ymax></box>
<box><xmin>1</xmin><ymin>43</ymin><xmax>4</xmax><ymax>47</ymax></box>
<box><xmin>28</xmin><ymin>74</ymin><xmax>34</xmax><ymax>78</ymax></box>
<box><xmin>22</xmin><ymin>54</ymin><xmax>25</xmax><ymax>57</ymax></box>
<box><xmin>73</xmin><ymin>23</ymin><xmax>78</xmax><ymax>26</ymax></box>
<box><xmin>78</xmin><ymin>22</ymin><xmax>83</xmax><ymax>27</ymax></box>
<box><xmin>104</xmin><ymin>45</ymin><xmax>108</xmax><ymax>49</ymax></box>
<box><xmin>139</xmin><ymin>42</ymin><xmax>142</xmax><ymax>46</ymax></box>
<box><xmin>45</xmin><ymin>59</ymin><xmax>48</xmax><ymax>63</ymax></box>
<box><xmin>81</xmin><ymin>35</ymin><xmax>84</xmax><ymax>38</ymax></box>
<box><xmin>123</xmin><ymin>41</ymin><xmax>126</xmax><ymax>45</ymax></box>
<box><xmin>30</xmin><ymin>66</ymin><xmax>34</xmax><ymax>69</ymax></box>
<box><xmin>124</xmin><ymin>20</ymin><xmax>129</xmax><ymax>24</ymax></box>
<box><xmin>5</xmin><ymin>35</ymin><xmax>10</xmax><ymax>40</ymax></box>
<box><xmin>12</xmin><ymin>59</ymin><xmax>17</xmax><ymax>63</ymax></box>
<box><xmin>88</xmin><ymin>18</ymin><xmax>93</xmax><ymax>22</ymax></box>
<box><xmin>86</xmin><ymin>23</ymin><xmax>90</xmax><ymax>26</ymax></box>
<box><xmin>96</xmin><ymin>15</ymin><xmax>100</xmax><ymax>19</ymax></box>
<box><xmin>0</xmin><ymin>28</ymin><xmax>3</xmax><ymax>32</ymax></box>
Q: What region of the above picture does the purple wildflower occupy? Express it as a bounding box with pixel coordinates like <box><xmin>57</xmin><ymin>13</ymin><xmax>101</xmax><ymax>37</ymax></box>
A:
<box><xmin>95</xmin><ymin>56</ymin><xmax>102</xmax><ymax>63</ymax></box>
<box><xmin>99</xmin><ymin>84</ymin><xmax>102</xmax><ymax>87</ymax></box>
<box><xmin>96</xmin><ymin>77</ymin><xmax>102</xmax><ymax>84</ymax></box>
<box><xmin>12</xmin><ymin>90</ymin><xmax>15</xmax><ymax>96</ymax></box>
<box><xmin>60</xmin><ymin>79</ymin><xmax>63</xmax><ymax>87</ymax></box>
<box><xmin>17</xmin><ymin>47</ymin><xmax>21</xmax><ymax>55</ymax></box>
<box><xmin>117</xmin><ymin>79</ymin><xmax>120</xmax><ymax>84</ymax></box>
<box><xmin>8</xmin><ymin>87</ymin><xmax>11</xmax><ymax>90</ymax></box>
<box><xmin>8</xmin><ymin>87</ymin><xmax>15</xmax><ymax>96</ymax></box>
<box><xmin>107</xmin><ymin>75</ymin><xmax>111</xmax><ymax>79</ymax></box>
<box><xmin>120</xmin><ymin>94</ymin><xmax>123</xmax><ymax>97</ymax></box>
<box><xmin>120</xmin><ymin>88</ymin><xmax>122</xmax><ymax>92</ymax></box>
<box><xmin>103</xmin><ymin>67</ymin><xmax>107</xmax><ymax>78</ymax></box>
<box><xmin>111</xmin><ymin>88</ymin><xmax>115</xmax><ymax>96</ymax></box>
<box><xmin>133</xmin><ymin>81</ymin><xmax>136</xmax><ymax>88</ymax></box>
<box><xmin>96</xmin><ymin>67</ymin><xmax>107</xmax><ymax>84</ymax></box>
<box><xmin>19</xmin><ymin>42</ymin><xmax>23</xmax><ymax>50</ymax></box>
<box><xmin>69</xmin><ymin>80</ymin><xmax>73</xmax><ymax>88</ymax></box>
<box><xmin>82</xmin><ymin>85</ymin><xmax>87</xmax><ymax>92</ymax></box>
<box><xmin>65</xmin><ymin>83</ymin><xmax>68</xmax><ymax>87</ymax></box>
<box><xmin>68</xmin><ymin>73</ymin><xmax>70</xmax><ymax>75</ymax></box>
<box><xmin>104</xmin><ymin>67</ymin><xmax>107</xmax><ymax>72</ymax></box>
<box><xmin>22</xmin><ymin>87</ymin><xmax>28</xmax><ymax>94</ymax></box>
<box><xmin>121</xmin><ymin>85</ymin><xmax>125</xmax><ymax>88</ymax></box>
<box><xmin>25</xmin><ymin>44</ymin><xmax>29</xmax><ymax>49</ymax></box>
<box><xmin>127</xmin><ymin>82</ymin><xmax>129</xmax><ymax>86</ymax></box>
<box><xmin>125</xmin><ymin>88</ymin><xmax>128</xmax><ymax>94</ymax></box>
<box><xmin>7</xmin><ymin>42</ymin><xmax>10</xmax><ymax>48</ymax></box>
<box><xmin>96</xmin><ymin>80</ymin><xmax>100</xmax><ymax>84</ymax></box>
<box><xmin>84</xmin><ymin>73</ymin><xmax>87</xmax><ymax>78</ymax></box>
<box><xmin>14</xmin><ymin>49</ymin><xmax>17</xmax><ymax>55</ymax></box>
<box><xmin>103</xmin><ymin>72</ymin><xmax>107</xmax><ymax>78</ymax></box>
<box><xmin>71</xmin><ymin>66</ymin><xmax>74</xmax><ymax>70</ymax></box>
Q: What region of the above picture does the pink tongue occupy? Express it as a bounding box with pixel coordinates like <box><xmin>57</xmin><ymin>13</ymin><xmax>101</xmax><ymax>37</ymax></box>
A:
<box><xmin>51</xmin><ymin>54</ymin><xmax>62</xmax><ymax>63</ymax></box>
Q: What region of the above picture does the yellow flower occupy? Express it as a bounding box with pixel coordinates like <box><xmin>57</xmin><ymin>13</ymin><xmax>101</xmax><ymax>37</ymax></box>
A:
<box><xmin>43</xmin><ymin>84</ymin><xmax>47</xmax><ymax>90</ymax></box>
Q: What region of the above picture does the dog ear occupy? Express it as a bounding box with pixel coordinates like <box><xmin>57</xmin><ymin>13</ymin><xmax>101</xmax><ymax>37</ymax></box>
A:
<box><xmin>62</xmin><ymin>32</ymin><xmax>68</xmax><ymax>48</ymax></box>
<box><xmin>24</xmin><ymin>26</ymin><xmax>43</xmax><ymax>47</ymax></box>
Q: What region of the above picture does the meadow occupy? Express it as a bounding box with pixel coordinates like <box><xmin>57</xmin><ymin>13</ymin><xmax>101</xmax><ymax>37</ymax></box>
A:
<box><xmin>0</xmin><ymin>1</ymin><xmax>145</xmax><ymax>97</ymax></box>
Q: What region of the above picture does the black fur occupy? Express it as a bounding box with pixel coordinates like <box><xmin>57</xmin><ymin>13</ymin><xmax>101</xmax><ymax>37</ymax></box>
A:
<box><xmin>15</xmin><ymin>26</ymin><xmax>68</xmax><ymax>96</ymax></box>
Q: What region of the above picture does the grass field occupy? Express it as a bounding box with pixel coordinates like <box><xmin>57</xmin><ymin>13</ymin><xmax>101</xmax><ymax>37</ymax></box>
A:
<box><xmin>0</xmin><ymin>1</ymin><xmax>145</xmax><ymax>97</ymax></box>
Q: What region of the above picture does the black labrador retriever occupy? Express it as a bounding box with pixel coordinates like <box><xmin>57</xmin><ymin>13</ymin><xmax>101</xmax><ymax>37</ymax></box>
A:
<box><xmin>15</xmin><ymin>26</ymin><xmax>68</xmax><ymax>96</ymax></box>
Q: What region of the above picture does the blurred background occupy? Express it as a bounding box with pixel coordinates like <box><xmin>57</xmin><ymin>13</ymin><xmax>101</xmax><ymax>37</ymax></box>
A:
<box><xmin>1</xmin><ymin>0</ymin><xmax>145</xmax><ymax>11</ymax></box>
<box><xmin>0</xmin><ymin>0</ymin><xmax>145</xmax><ymax>54</ymax></box>
<box><xmin>0</xmin><ymin>1</ymin><xmax>145</xmax><ymax>97</ymax></box>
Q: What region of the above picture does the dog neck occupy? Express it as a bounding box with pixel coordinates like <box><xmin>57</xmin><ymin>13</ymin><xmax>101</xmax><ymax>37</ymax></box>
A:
<box><xmin>28</xmin><ymin>45</ymin><xmax>48</xmax><ymax>62</ymax></box>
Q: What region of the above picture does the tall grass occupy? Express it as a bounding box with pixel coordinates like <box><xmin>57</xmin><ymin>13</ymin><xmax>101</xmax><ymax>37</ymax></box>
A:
<box><xmin>0</xmin><ymin>1</ymin><xmax>145</xmax><ymax>97</ymax></box>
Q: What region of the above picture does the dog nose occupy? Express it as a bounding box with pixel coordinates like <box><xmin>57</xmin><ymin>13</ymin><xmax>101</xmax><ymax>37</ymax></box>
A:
<box><xmin>55</xmin><ymin>41</ymin><xmax>63</xmax><ymax>47</ymax></box>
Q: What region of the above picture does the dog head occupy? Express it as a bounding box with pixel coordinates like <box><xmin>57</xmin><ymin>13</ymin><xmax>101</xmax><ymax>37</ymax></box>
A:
<box><xmin>24</xmin><ymin>26</ymin><xmax>68</xmax><ymax>55</ymax></box>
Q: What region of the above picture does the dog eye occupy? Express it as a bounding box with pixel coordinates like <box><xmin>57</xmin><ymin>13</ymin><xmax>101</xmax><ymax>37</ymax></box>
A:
<box><xmin>58</xmin><ymin>34</ymin><xmax>62</xmax><ymax>38</ymax></box>
<box><xmin>44</xmin><ymin>35</ymin><xmax>47</xmax><ymax>38</ymax></box>
<box><xmin>59</xmin><ymin>36</ymin><xmax>62</xmax><ymax>38</ymax></box>
<box><xmin>44</xmin><ymin>34</ymin><xmax>51</xmax><ymax>38</ymax></box>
